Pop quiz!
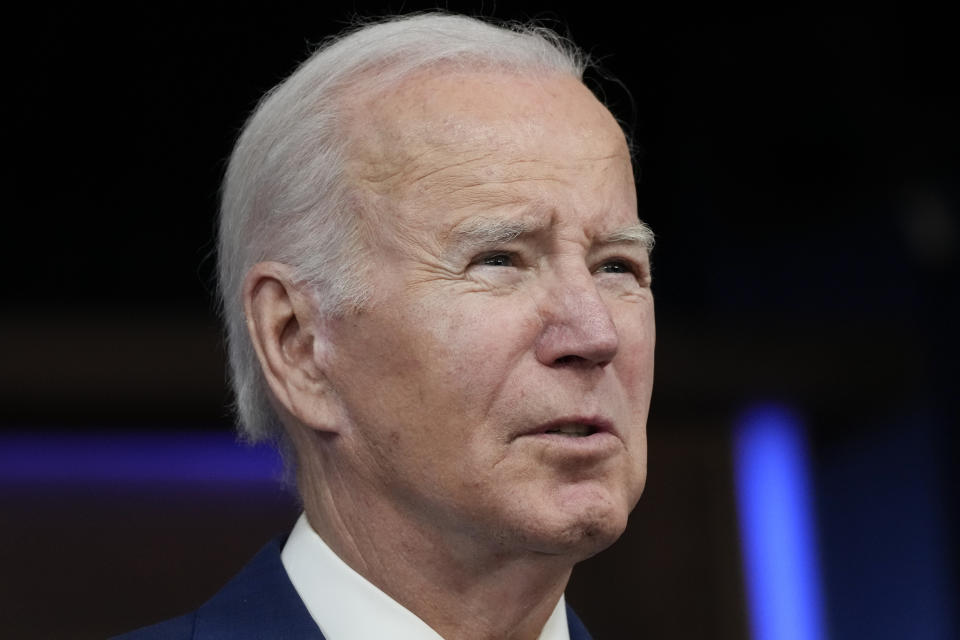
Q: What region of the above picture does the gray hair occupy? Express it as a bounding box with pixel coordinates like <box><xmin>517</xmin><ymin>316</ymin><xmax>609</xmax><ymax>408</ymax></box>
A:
<box><xmin>218</xmin><ymin>13</ymin><xmax>590</xmax><ymax>444</ymax></box>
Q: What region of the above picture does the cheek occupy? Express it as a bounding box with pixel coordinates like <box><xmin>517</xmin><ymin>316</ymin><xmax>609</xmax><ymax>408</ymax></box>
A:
<box><xmin>610</xmin><ymin>304</ymin><xmax>655</xmax><ymax>465</ymax></box>
<box><xmin>419</xmin><ymin>294</ymin><xmax>541</xmax><ymax>382</ymax></box>
<box><xmin>385</xmin><ymin>297</ymin><xmax>543</xmax><ymax>462</ymax></box>
<box><xmin>375</xmin><ymin>301</ymin><xmax>539</xmax><ymax>481</ymax></box>
<box><xmin>615</xmin><ymin>301</ymin><xmax>655</xmax><ymax>369</ymax></box>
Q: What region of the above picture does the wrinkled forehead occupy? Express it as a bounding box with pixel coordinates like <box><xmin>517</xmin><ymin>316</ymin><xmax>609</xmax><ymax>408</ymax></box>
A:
<box><xmin>340</xmin><ymin>68</ymin><xmax>631</xmax><ymax>199</ymax></box>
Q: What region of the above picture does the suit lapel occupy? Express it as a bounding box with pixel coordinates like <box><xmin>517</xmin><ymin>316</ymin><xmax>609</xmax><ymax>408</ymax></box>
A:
<box><xmin>193</xmin><ymin>538</ymin><xmax>325</xmax><ymax>639</ymax></box>
<box><xmin>190</xmin><ymin>536</ymin><xmax>593</xmax><ymax>640</ymax></box>
<box><xmin>565</xmin><ymin>603</ymin><xmax>594</xmax><ymax>640</ymax></box>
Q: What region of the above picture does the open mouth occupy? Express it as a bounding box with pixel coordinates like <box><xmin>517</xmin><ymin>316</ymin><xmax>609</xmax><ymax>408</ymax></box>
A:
<box><xmin>543</xmin><ymin>424</ymin><xmax>597</xmax><ymax>438</ymax></box>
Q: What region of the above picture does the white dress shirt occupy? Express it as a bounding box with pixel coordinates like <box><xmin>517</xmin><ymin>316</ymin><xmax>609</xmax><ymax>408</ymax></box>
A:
<box><xmin>281</xmin><ymin>513</ymin><xmax>570</xmax><ymax>640</ymax></box>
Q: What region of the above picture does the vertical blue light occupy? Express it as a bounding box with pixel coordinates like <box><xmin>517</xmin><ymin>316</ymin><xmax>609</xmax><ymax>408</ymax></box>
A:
<box><xmin>733</xmin><ymin>405</ymin><xmax>827</xmax><ymax>640</ymax></box>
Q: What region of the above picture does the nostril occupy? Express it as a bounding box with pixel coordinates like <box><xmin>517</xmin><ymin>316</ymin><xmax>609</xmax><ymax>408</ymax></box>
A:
<box><xmin>552</xmin><ymin>354</ymin><xmax>612</xmax><ymax>368</ymax></box>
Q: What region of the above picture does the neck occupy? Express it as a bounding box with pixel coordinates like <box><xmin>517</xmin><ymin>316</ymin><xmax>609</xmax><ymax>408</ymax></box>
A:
<box><xmin>296</xmin><ymin>450</ymin><xmax>574</xmax><ymax>640</ymax></box>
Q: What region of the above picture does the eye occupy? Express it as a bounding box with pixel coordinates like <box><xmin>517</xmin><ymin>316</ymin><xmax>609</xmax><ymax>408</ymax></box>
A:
<box><xmin>478</xmin><ymin>253</ymin><xmax>515</xmax><ymax>267</ymax></box>
<box><xmin>594</xmin><ymin>257</ymin><xmax>652</xmax><ymax>288</ymax></box>
<box><xmin>596</xmin><ymin>259</ymin><xmax>633</xmax><ymax>274</ymax></box>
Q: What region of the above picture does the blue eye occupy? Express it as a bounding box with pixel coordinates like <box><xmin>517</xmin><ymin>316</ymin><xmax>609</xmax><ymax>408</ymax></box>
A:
<box><xmin>481</xmin><ymin>253</ymin><xmax>514</xmax><ymax>267</ymax></box>
<box><xmin>597</xmin><ymin>260</ymin><xmax>632</xmax><ymax>274</ymax></box>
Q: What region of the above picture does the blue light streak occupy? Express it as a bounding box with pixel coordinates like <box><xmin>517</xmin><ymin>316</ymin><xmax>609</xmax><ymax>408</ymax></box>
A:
<box><xmin>734</xmin><ymin>405</ymin><xmax>827</xmax><ymax>640</ymax></box>
<box><xmin>0</xmin><ymin>430</ymin><xmax>284</xmax><ymax>487</ymax></box>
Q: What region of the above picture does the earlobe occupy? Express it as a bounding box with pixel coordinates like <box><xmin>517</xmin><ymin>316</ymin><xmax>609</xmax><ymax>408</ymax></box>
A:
<box><xmin>242</xmin><ymin>262</ymin><xmax>342</xmax><ymax>434</ymax></box>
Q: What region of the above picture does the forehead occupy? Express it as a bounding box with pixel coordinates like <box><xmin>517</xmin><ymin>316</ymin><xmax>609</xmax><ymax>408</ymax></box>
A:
<box><xmin>343</xmin><ymin>68</ymin><xmax>636</xmax><ymax>237</ymax></box>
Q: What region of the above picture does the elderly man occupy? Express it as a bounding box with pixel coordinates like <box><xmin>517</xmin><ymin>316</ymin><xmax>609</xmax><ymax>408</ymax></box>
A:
<box><xmin>119</xmin><ymin>12</ymin><xmax>654</xmax><ymax>640</ymax></box>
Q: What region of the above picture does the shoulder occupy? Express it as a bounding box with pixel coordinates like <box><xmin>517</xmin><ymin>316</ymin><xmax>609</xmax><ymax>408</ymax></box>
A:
<box><xmin>112</xmin><ymin>537</ymin><xmax>325</xmax><ymax>640</ymax></box>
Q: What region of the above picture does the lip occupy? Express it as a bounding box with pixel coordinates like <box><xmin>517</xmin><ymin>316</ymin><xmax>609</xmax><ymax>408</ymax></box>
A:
<box><xmin>513</xmin><ymin>416</ymin><xmax>622</xmax><ymax>459</ymax></box>
<box><xmin>531</xmin><ymin>416</ymin><xmax>616</xmax><ymax>437</ymax></box>
<box><xmin>514</xmin><ymin>416</ymin><xmax>620</xmax><ymax>445</ymax></box>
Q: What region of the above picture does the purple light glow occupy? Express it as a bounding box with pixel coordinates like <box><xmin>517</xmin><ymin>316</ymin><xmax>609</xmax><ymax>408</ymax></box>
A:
<box><xmin>0</xmin><ymin>430</ymin><xmax>284</xmax><ymax>486</ymax></box>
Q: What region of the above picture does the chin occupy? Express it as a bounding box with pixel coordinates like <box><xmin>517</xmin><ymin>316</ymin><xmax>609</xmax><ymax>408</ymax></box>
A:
<box><xmin>555</xmin><ymin>516</ymin><xmax>627</xmax><ymax>562</ymax></box>
<box><xmin>523</xmin><ymin>483</ymin><xmax>636</xmax><ymax>561</ymax></box>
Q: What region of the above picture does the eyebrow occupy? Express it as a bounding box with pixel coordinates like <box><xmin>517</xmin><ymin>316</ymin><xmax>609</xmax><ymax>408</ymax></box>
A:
<box><xmin>601</xmin><ymin>223</ymin><xmax>656</xmax><ymax>253</ymax></box>
<box><xmin>449</xmin><ymin>217</ymin><xmax>537</xmax><ymax>247</ymax></box>
<box><xmin>446</xmin><ymin>217</ymin><xmax>656</xmax><ymax>253</ymax></box>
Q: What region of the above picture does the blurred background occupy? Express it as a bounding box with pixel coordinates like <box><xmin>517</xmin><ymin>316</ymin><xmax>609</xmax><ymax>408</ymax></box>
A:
<box><xmin>2</xmin><ymin>2</ymin><xmax>956</xmax><ymax>638</ymax></box>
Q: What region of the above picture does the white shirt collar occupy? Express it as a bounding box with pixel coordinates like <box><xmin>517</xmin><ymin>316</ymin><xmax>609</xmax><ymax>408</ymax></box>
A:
<box><xmin>281</xmin><ymin>513</ymin><xmax>570</xmax><ymax>640</ymax></box>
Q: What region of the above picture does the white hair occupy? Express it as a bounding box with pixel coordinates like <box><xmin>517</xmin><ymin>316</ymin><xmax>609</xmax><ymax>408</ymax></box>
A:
<box><xmin>218</xmin><ymin>13</ymin><xmax>591</xmax><ymax>445</ymax></box>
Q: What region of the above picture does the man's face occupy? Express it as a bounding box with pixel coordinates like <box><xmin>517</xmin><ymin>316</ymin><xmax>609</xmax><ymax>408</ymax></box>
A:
<box><xmin>321</xmin><ymin>70</ymin><xmax>654</xmax><ymax>561</ymax></box>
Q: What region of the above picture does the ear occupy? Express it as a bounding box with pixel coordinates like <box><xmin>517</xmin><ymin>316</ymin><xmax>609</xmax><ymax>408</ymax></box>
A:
<box><xmin>242</xmin><ymin>261</ymin><xmax>342</xmax><ymax>434</ymax></box>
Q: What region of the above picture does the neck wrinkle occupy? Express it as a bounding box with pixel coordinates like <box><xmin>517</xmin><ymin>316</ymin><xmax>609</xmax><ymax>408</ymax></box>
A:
<box><xmin>295</xmin><ymin>441</ymin><xmax>574</xmax><ymax>640</ymax></box>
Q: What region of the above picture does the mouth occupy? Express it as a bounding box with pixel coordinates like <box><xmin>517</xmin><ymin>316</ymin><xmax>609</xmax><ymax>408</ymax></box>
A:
<box><xmin>528</xmin><ymin>416</ymin><xmax>615</xmax><ymax>440</ymax></box>
<box><xmin>514</xmin><ymin>416</ymin><xmax>620</xmax><ymax>457</ymax></box>
<box><xmin>543</xmin><ymin>423</ymin><xmax>598</xmax><ymax>438</ymax></box>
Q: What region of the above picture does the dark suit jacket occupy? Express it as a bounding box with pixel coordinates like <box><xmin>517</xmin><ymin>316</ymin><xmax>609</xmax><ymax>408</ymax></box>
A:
<box><xmin>114</xmin><ymin>538</ymin><xmax>594</xmax><ymax>639</ymax></box>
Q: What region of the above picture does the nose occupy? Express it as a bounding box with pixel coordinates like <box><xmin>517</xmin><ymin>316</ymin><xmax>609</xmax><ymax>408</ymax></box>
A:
<box><xmin>534</xmin><ymin>272</ymin><xmax>620</xmax><ymax>368</ymax></box>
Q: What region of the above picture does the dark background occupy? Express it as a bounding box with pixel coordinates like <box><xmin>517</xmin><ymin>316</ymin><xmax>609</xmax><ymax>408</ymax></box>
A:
<box><xmin>2</xmin><ymin>2</ymin><xmax>956</xmax><ymax>638</ymax></box>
